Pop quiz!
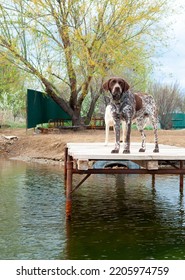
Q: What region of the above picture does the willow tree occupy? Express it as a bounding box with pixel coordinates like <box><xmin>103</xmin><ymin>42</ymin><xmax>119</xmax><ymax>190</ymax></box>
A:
<box><xmin>149</xmin><ymin>82</ymin><xmax>182</xmax><ymax>129</ymax></box>
<box><xmin>0</xmin><ymin>0</ymin><xmax>172</xmax><ymax>125</ymax></box>
<box><xmin>0</xmin><ymin>56</ymin><xmax>26</xmax><ymax>122</ymax></box>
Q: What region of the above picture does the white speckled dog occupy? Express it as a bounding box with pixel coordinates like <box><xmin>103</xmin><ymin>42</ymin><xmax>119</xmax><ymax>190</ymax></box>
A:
<box><xmin>103</xmin><ymin>77</ymin><xmax>159</xmax><ymax>154</ymax></box>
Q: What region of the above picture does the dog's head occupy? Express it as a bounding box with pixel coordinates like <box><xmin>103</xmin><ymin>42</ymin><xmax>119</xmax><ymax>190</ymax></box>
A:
<box><xmin>102</xmin><ymin>77</ymin><xmax>130</xmax><ymax>102</ymax></box>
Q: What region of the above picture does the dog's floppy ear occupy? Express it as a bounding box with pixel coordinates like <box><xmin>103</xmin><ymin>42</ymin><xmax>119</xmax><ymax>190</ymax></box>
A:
<box><xmin>121</xmin><ymin>78</ymin><xmax>130</xmax><ymax>92</ymax></box>
<box><xmin>102</xmin><ymin>80</ymin><xmax>110</xmax><ymax>92</ymax></box>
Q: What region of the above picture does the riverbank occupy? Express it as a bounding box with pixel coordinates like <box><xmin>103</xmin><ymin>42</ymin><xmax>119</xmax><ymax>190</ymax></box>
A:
<box><xmin>1</xmin><ymin>127</ymin><xmax>185</xmax><ymax>166</ymax></box>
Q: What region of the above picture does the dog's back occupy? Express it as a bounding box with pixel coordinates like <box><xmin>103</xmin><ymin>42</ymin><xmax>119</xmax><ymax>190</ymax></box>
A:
<box><xmin>134</xmin><ymin>93</ymin><xmax>157</xmax><ymax>120</ymax></box>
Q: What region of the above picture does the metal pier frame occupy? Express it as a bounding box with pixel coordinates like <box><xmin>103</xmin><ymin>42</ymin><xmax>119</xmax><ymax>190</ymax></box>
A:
<box><xmin>64</xmin><ymin>144</ymin><xmax>185</xmax><ymax>220</ymax></box>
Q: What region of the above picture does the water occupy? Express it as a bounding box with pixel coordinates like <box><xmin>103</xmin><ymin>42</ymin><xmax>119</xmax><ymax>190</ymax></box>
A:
<box><xmin>0</xmin><ymin>159</ymin><xmax>185</xmax><ymax>260</ymax></box>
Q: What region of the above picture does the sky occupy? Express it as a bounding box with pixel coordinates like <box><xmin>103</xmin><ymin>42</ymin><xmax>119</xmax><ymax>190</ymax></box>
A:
<box><xmin>153</xmin><ymin>0</ymin><xmax>185</xmax><ymax>90</ymax></box>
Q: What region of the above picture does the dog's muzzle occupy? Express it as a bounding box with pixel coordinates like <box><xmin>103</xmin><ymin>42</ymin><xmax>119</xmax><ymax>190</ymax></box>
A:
<box><xmin>112</xmin><ymin>90</ymin><xmax>122</xmax><ymax>101</ymax></box>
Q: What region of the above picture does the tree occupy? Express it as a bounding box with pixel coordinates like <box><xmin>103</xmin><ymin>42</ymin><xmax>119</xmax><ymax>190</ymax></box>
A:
<box><xmin>149</xmin><ymin>82</ymin><xmax>182</xmax><ymax>129</ymax></box>
<box><xmin>0</xmin><ymin>0</ymin><xmax>173</xmax><ymax>125</ymax></box>
<box><xmin>0</xmin><ymin>56</ymin><xmax>26</xmax><ymax>122</ymax></box>
<box><xmin>0</xmin><ymin>56</ymin><xmax>25</xmax><ymax>94</ymax></box>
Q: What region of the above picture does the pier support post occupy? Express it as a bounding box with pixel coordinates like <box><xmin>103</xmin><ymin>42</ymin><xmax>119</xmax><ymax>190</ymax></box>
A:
<box><xmin>64</xmin><ymin>147</ymin><xmax>68</xmax><ymax>189</ymax></box>
<box><xmin>180</xmin><ymin>161</ymin><xmax>184</xmax><ymax>194</ymax></box>
<box><xmin>152</xmin><ymin>174</ymin><xmax>155</xmax><ymax>189</ymax></box>
<box><xmin>66</xmin><ymin>156</ymin><xmax>73</xmax><ymax>220</ymax></box>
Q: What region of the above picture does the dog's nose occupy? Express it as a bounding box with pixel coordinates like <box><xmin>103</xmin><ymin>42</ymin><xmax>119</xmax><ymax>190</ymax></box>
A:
<box><xmin>114</xmin><ymin>86</ymin><xmax>120</xmax><ymax>91</ymax></box>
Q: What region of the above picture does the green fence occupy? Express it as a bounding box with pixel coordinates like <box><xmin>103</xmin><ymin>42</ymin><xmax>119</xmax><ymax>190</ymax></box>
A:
<box><xmin>27</xmin><ymin>89</ymin><xmax>71</xmax><ymax>129</ymax></box>
<box><xmin>171</xmin><ymin>113</ymin><xmax>185</xmax><ymax>129</ymax></box>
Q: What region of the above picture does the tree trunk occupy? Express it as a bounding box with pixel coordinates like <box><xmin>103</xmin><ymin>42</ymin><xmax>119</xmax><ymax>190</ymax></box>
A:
<box><xmin>85</xmin><ymin>94</ymin><xmax>101</xmax><ymax>125</ymax></box>
<box><xmin>42</xmin><ymin>77</ymin><xmax>86</xmax><ymax>126</ymax></box>
<box><xmin>71</xmin><ymin>108</ymin><xmax>83</xmax><ymax>126</ymax></box>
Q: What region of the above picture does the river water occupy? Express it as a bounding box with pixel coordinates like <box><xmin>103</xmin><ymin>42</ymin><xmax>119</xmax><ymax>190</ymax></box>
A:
<box><xmin>0</xmin><ymin>159</ymin><xmax>185</xmax><ymax>260</ymax></box>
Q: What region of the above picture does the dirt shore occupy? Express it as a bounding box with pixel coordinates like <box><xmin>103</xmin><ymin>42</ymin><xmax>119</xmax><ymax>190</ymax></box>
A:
<box><xmin>1</xmin><ymin>127</ymin><xmax>185</xmax><ymax>166</ymax></box>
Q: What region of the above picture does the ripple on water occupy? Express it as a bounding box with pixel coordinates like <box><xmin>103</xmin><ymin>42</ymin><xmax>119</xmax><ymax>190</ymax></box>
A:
<box><xmin>0</xmin><ymin>160</ymin><xmax>185</xmax><ymax>259</ymax></box>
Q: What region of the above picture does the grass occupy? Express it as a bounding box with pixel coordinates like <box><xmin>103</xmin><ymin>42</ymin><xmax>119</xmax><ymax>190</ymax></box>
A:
<box><xmin>0</xmin><ymin>121</ymin><xmax>26</xmax><ymax>129</ymax></box>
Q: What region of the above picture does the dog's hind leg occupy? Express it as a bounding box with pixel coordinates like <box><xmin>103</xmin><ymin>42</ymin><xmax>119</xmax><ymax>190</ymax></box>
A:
<box><xmin>150</xmin><ymin>114</ymin><xmax>159</xmax><ymax>153</ymax></box>
<box><xmin>139</xmin><ymin>129</ymin><xmax>146</xmax><ymax>152</ymax></box>
<box><xmin>136</xmin><ymin>117</ymin><xmax>148</xmax><ymax>152</ymax></box>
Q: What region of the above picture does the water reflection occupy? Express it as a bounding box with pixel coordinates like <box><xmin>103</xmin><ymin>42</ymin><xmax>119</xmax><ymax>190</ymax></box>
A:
<box><xmin>0</xmin><ymin>159</ymin><xmax>185</xmax><ymax>260</ymax></box>
<box><xmin>0</xmin><ymin>160</ymin><xmax>66</xmax><ymax>259</ymax></box>
<box><xmin>66</xmin><ymin>174</ymin><xmax>185</xmax><ymax>260</ymax></box>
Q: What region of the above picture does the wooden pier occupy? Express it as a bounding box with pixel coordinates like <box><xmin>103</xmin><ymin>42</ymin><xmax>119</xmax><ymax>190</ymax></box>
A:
<box><xmin>64</xmin><ymin>143</ymin><xmax>185</xmax><ymax>220</ymax></box>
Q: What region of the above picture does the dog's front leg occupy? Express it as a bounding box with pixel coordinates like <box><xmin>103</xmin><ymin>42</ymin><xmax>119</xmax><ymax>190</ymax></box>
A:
<box><xmin>123</xmin><ymin>119</ymin><xmax>131</xmax><ymax>154</ymax></box>
<box><xmin>105</xmin><ymin>122</ymin><xmax>109</xmax><ymax>146</ymax></box>
<box><xmin>111</xmin><ymin>118</ymin><xmax>120</xmax><ymax>153</ymax></box>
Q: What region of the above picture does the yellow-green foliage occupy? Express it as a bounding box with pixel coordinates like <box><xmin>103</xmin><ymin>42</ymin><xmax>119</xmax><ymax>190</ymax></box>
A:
<box><xmin>0</xmin><ymin>0</ymin><xmax>175</xmax><ymax>123</ymax></box>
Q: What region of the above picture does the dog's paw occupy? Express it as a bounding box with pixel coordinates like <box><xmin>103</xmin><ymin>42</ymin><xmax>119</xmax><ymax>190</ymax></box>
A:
<box><xmin>153</xmin><ymin>148</ymin><xmax>159</xmax><ymax>153</ymax></box>
<box><xmin>111</xmin><ymin>149</ymin><xmax>119</xmax><ymax>153</ymax></box>
<box><xmin>139</xmin><ymin>148</ymin><xmax>145</xmax><ymax>152</ymax></box>
<box><xmin>123</xmin><ymin>149</ymin><xmax>130</xmax><ymax>154</ymax></box>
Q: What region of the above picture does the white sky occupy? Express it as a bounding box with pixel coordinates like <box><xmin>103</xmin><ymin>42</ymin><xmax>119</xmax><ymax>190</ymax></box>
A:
<box><xmin>153</xmin><ymin>0</ymin><xmax>185</xmax><ymax>90</ymax></box>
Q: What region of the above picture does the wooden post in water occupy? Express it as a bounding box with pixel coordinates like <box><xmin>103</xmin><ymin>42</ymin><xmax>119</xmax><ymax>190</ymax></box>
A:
<box><xmin>180</xmin><ymin>161</ymin><xmax>184</xmax><ymax>194</ymax></box>
<box><xmin>152</xmin><ymin>174</ymin><xmax>155</xmax><ymax>189</ymax></box>
<box><xmin>66</xmin><ymin>155</ymin><xmax>73</xmax><ymax>220</ymax></box>
<box><xmin>64</xmin><ymin>147</ymin><xmax>68</xmax><ymax>189</ymax></box>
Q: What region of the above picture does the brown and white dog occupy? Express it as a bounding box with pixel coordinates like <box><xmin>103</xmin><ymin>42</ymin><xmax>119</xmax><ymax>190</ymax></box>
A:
<box><xmin>103</xmin><ymin>77</ymin><xmax>159</xmax><ymax>154</ymax></box>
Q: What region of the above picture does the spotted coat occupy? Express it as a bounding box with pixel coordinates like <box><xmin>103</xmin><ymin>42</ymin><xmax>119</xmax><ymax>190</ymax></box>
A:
<box><xmin>103</xmin><ymin>77</ymin><xmax>159</xmax><ymax>154</ymax></box>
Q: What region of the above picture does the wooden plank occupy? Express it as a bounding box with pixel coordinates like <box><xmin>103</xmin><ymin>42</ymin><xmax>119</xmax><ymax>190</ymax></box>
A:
<box><xmin>67</xmin><ymin>143</ymin><xmax>185</xmax><ymax>161</ymax></box>
<box><xmin>68</xmin><ymin>151</ymin><xmax>185</xmax><ymax>161</ymax></box>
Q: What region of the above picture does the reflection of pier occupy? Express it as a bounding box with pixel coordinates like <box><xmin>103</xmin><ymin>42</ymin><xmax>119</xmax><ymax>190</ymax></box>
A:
<box><xmin>64</xmin><ymin>143</ymin><xmax>185</xmax><ymax>220</ymax></box>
